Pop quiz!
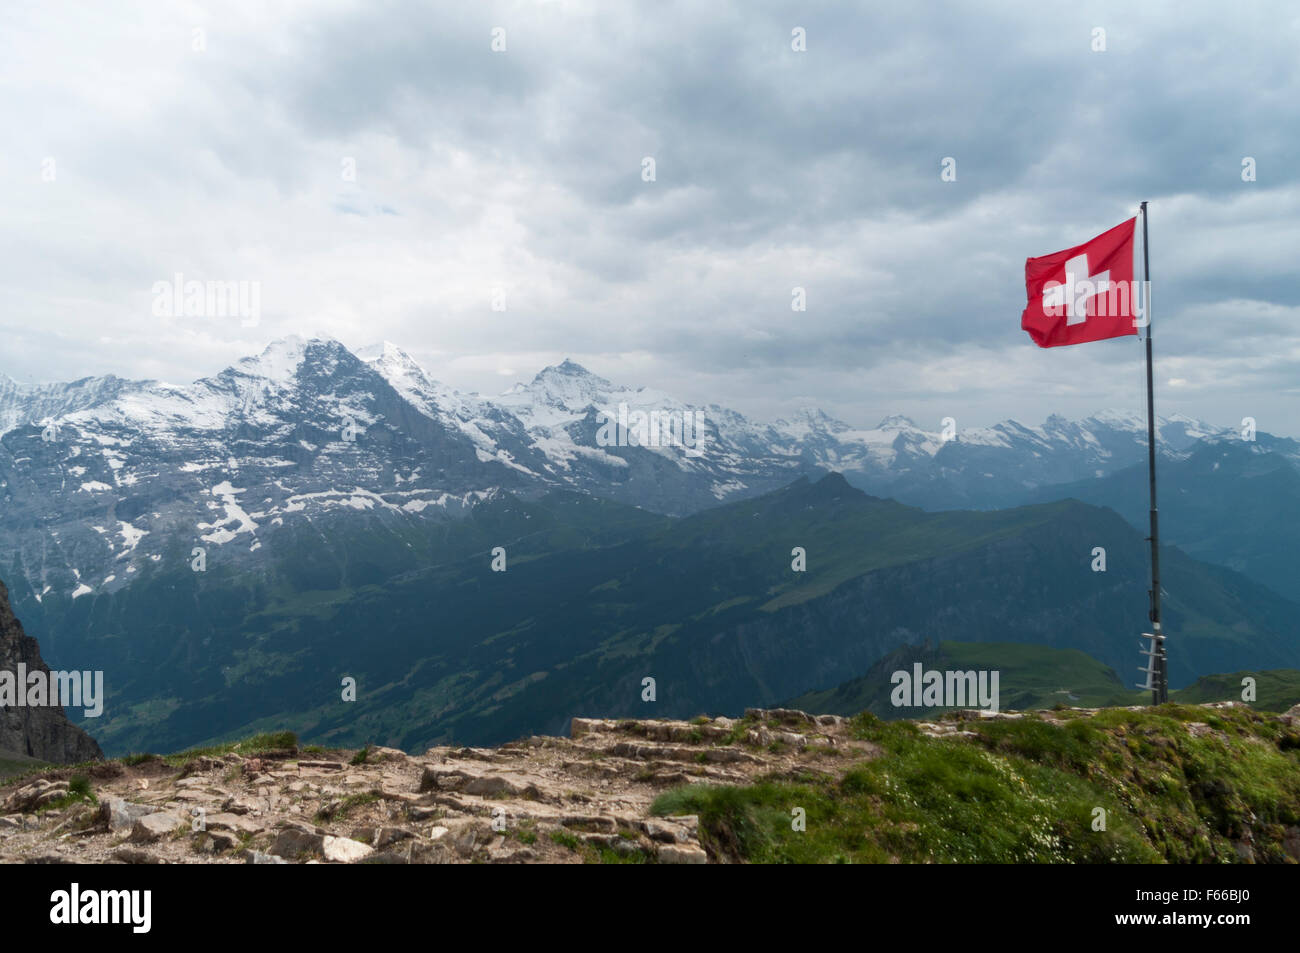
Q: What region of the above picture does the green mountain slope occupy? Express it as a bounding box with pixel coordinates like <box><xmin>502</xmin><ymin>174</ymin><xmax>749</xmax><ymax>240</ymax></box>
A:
<box><xmin>788</xmin><ymin>639</ymin><xmax>1300</xmax><ymax>718</ymax></box>
<box><xmin>1172</xmin><ymin>669</ymin><xmax>1300</xmax><ymax>712</ymax></box>
<box><xmin>786</xmin><ymin>640</ymin><xmax>1140</xmax><ymax>717</ymax></box>
<box><xmin>1027</xmin><ymin>442</ymin><xmax>1300</xmax><ymax>603</ymax></box>
<box><xmin>10</xmin><ymin>474</ymin><xmax>1300</xmax><ymax>756</ymax></box>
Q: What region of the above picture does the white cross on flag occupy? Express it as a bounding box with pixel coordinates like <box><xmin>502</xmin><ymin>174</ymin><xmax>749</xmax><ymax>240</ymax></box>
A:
<box><xmin>1021</xmin><ymin>217</ymin><xmax>1137</xmax><ymax>347</ymax></box>
<box><xmin>1041</xmin><ymin>253</ymin><xmax>1111</xmax><ymax>325</ymax></box>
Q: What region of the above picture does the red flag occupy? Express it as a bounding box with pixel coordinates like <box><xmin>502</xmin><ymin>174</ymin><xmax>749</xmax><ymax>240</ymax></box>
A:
<box><xmin>1021</xmin><ymin>217</ymin><xmax>1138</xmax><ymax>348</ymax></box>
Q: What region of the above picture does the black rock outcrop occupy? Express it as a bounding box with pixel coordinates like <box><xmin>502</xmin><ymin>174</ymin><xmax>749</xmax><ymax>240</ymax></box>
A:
<box><xmin>0</xmin><ymin>577</ymin><xmax>103</xmax><ymax>763</ymax></box>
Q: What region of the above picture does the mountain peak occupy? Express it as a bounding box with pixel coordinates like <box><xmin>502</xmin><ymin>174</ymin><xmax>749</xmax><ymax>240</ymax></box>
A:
<box><xmin>359</xmin><ymin>340</ymin><xmax>428</xmax><ymax>377</ymax></box>
<box><xmin>782</xmin><ymin>471</ymin><xmax>866</xmax><ymax>505</ymax></box>
<box><xmin>532</xmin><ymin>358</ymin><xmax>598</xmax><ymax>381</ymax></box>
<box><xmin>773</xmin><ymin>408</ymin><xmax>851</xmax><ymax>436</ymax></box>
<box><xmin>875</xmin><ymin>414</ymin><xmax>918</xmax><ymax>431</ymax></box>
<box><xmin>520</xmin><ymin>359</ymin><xmax>613</xmax><ymax>411</ymax></box>
<box><xmin>814</xmin><ymin>471</ymin><xmax>854</xmax><ymax>491</ymax></box>
<box><xmin>1086</xmin><ymin>408</ymin><xmax>1147</xmax><ymax>432</ymax></box>
<box><xmin>233</xmin><ymin>335</ymin><xmax>351</xmax><ymax>382</ymax></box>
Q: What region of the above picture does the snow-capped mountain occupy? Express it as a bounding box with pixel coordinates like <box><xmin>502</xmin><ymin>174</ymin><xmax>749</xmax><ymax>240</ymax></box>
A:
<box><xmin>1</xmin><ymin>335</ymin><xmax>1295</xmax><ymax>603</ymax></box>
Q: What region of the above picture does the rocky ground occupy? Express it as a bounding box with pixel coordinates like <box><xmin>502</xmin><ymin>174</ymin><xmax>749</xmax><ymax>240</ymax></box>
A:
<box><xmin>0</xmin><ymin>708</ymin><xmax>858</xmax><ymax>864</ymax></box>
<box><xmin>5</xmin><ymin>701</ymin><xmax>1297</xmax><ymax>864</ymax></box>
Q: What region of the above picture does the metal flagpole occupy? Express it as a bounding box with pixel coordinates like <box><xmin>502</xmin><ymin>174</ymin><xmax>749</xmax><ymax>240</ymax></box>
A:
<box><xmin>1139</xmin><ymin>201</ymin><xmax>1168</xmax><ymax>705</ymax></box>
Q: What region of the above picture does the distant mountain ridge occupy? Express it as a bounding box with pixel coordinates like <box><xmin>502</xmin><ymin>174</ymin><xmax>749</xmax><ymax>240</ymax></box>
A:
<box><xmin>1022</xmin><ymin>440</ymin><xmax>1300</xmax><ymax>603</ymax></box>
<box><xmin>3</xmin><ymin>335</ymin><xmax>1295</xmax><ymax>609</ymax></box>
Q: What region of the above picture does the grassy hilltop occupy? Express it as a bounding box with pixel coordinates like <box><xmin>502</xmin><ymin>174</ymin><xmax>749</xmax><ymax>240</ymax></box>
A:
<box><xmin>654</xmin><ymin>702</ymin><xmax>1300</xmax><ymax>863</ymax></box>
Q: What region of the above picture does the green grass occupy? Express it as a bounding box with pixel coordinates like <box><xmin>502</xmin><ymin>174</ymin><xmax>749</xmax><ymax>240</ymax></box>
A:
<box><xmin>591</xmin><ymin>845</ymin><xmax>649</xmax><ymax>864</ymax></box>
<box><xmin>546</xmin><ymin>827</ymin><xmax>647</xmax><ymax>864</ymax></box>
<box><xmin>150</xmin><ymin>730</ymin><xmax>299</xmax><ymax>768</ymax></box>
<box><xmin>651</xmin><ymin>705</ymin><xmax>1300</xmax><ymax>863</ymax></box>
<box><xmin>548</xmin><ymin>830</ymin><xmax>581</xmax><ymax>850</ymax></box>
<box><xmin>38</xmin><ymin>773</ymin><xmax>98</xmax><ymax>813</ymax></box>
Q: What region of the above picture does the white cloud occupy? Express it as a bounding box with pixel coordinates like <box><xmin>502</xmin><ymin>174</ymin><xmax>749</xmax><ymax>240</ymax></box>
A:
<box><xmin>0</xmin><ymin>0</ymin><xmax>1296</xmax><ymax>435</ymax></box>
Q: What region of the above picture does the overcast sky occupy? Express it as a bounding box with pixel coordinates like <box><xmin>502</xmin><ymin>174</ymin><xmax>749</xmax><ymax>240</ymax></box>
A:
<box><xmin>2</xmin><ymin>1</ymin><xmax>1297</xmax><ymax>436</ymax></box>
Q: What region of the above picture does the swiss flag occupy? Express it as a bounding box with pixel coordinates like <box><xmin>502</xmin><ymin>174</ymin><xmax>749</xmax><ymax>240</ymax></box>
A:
<box><xmin>1021</xmin><ymin>217</ymin><xmax>1138</xmax><ymax>348</ymax></box>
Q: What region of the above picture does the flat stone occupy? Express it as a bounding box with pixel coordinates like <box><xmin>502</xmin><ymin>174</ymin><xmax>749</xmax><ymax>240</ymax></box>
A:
<box><xmin>270</xmin><ymin>828</ymin><xmax>324</xmax><ymax>858</ymax></box>
<box><xmin>657</xmin><ymin>843</ymin><xmax>708</xmax><ymax>864</ymax></box>
<box><xmin>453</xmin><ymin>826</ymin><xmax>480</xmax><ymax>856</ymax></box>
<box><xmin>243</xmin><ymin>850</ymin><xmax>288</xmax><ymax>864</ymax></box>
<box><xmin>212</xmin><ymin>829</ymin><xmax>240</xmax><ymax>848</ymax></box>
<box><xmin>322</xmin><ymin>835</ymin><xmax>374</xmax><ymax>863</ymax></box>
<box><xmin>406</xmin><ymin>841</ymin><xmax>456</xmax><ymax>864</ymax></box>
<box><xmin>419</xmin><ymin>766</ymin><xmax>456</xmax><ymax>792</ymax></box>
<box><xmin>220</xmin><ymin>796</ymin><xmax>265</xmax><ymax>816</ymax></box>
<box><xmin>570</xmin><ymin>718</ymin><xmax>614</xmax><ymax>738</ymax></box>
<box><xmin>129</xmin><ymin>812</ymin><xmax>184</xmax><ymax>844</ymax></box>
<box><xmin>374</xmin><ymin>826</ymin><xmax>415</xmax><ymax>848</ymax></box>
<box><xmin>463</xmin><ymin>775</ymin><xmax>538</xmax><ymax>798</ymax></box>
<box><xmin>663</xmin><ymin>814</ymin><xmax>699</xmax><ymax>839</ymax></box>
<box><xmin>641</xmin><ymin>818</ymin><xmax>694</xmax><ymax>843</ymax></box>
<box><xmin>204</xmin><ymin>830</ymin><xmax>240</xmax><ymax>851</ymax></box>
<box><xmin>4</xmin><ymin>780</ymin><xmax>69</xmax><ymax>812</ymax></box>
<box><xmin>202</xmin><ymin>812</ymin><xmax>262</xmax><ymax>835</ymax></box>
<box><xmin>361</xmin><ymin>850</ymin><xmax>411</xmax><ymax>864</ymax></box>
<box><xmin>560</xmin><ymin>814</ymin><xmax>618</xmax><ymax>832</ymax></box>
<box><xmin>487</xmin><ymin>844</ymin><xmax>537</xmax><ymax>863</ymax></box>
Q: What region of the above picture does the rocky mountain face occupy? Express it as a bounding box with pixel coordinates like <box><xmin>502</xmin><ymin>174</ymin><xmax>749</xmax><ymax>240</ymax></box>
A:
<box><xmin>3</xmin><ymin>335</ymin><xmax>1294</xmax><ymax>613</ymax></box>
<box><xmin>0</xmin><ymin>577</ymin><xmax>103</xmax><ymax>764</ymax></box>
